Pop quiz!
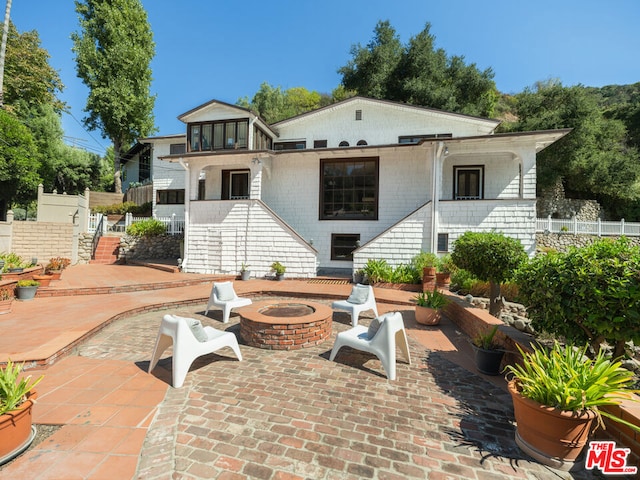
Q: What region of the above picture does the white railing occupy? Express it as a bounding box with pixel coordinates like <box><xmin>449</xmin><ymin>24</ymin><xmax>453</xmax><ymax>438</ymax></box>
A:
<box><xmin>88</xmin><ymin>213</ymin><xmax>185</xmax><ymax>235</ymax></box>
<box><xmin>536</xmin><ymin>216</ymin><xmax>640</xmax><ymax>237</ymax></box>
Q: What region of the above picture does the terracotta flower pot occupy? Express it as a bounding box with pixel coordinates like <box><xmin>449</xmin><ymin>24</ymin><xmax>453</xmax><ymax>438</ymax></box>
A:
<box><xmin>0</xmin><ymin>391</ymin><xmax>37</xmax><ymax>459</ymax></box>
<box><xmin>47</xmin><ymin>270</ymin><xmax>62</xmax><ymax>281</ymax></box>
<box><xmin>33</xmin><ymin>274</ymin><xmax>53</xmax><ymax>287</ymax></box>
<box><xmin>415</xmin><ymin>305</ymin><xmax>441</xmax><ymax>325</ymax></box>
<box><xmin>508</xmin><ymin>379</ymin><xmax>597</xmax><ymax>469</ymax></box>
<box><xmin>435</xmin><ymin>272</ymin><xmax>451</xmax><ymax>288</ymax></box>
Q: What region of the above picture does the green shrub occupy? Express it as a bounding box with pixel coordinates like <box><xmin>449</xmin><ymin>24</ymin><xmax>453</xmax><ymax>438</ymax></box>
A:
<box><xmin>389</xmin><ymin>263</ymin><xmax>420</xmax><ymax>284</ymax></box>
<box><xmin>411</xmin><ymin>251</ymin><xmax>438</xmax><ymax>271</ymax></box>
<box><xmin>93</xmin><ymin>201</ymin><xmax>141</xmax><ymax>215</ymax></box>
<box><xmin>362</xmin><ymin>259</ymin><xmax>392</xmax><ymax>283</ymax></box>
<box><xmin>126</xmin><ymin>218</ymin><xmax>167</xmax><ymax>237</ymax></box>
<box><xmin>515</xmin><ymin>237</ymin><xmax>640</xmax><ymax>358</ymax></box>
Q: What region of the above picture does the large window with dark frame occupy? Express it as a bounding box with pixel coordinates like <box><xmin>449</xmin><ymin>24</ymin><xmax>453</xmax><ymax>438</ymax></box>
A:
<box><xmin>454</xmin><ymin>165</ymin><xmax>484</xmax><ymax>200</ymax></box>
<box><xmin>331</xmin><ymin>234</ymin><xmax>360</xmax><ymax>261</ymax></box>
<box><xmin>188</xmin><ymin>119</ymin><xmax>249</xmax><ymax>152</ymax></box>
<box><xmin>320</xmin><ymin>157</ymin><xmax>378</xmax><ymax>220</ymax></box>
<box><xmin>157</xmin><ymin>189</ymin><xmax>185</xmax><ymax>205</ymax></box>
<box><xmin>138</xmin><ymin>147</ymin><xmax>151</xmax><ymax>182</ymax></box>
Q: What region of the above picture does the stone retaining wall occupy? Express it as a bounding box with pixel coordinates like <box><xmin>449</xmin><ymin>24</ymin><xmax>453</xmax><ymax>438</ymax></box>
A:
<box><xmin>536</xmin><ymin>232</ymin><xmax>640</xmax><ymax>253</ymax></box>
<box><xmin>119</xmin><ymin>234</ymin><xmax>182</xmax><ymax>261</ymax></box>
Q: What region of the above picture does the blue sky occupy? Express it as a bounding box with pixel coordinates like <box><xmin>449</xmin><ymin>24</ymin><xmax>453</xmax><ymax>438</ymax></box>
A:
<box><xmin>10</xmin><ymin>0</ymin><xmax>640</xmax><ymax>156</ymax></box>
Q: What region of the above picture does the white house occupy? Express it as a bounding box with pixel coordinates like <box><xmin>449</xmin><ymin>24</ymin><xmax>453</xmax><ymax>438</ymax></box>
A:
<box><xmin>136</xmin><ymin>96</ymin><xmax>569</xmax><ymax>277</ymax></box>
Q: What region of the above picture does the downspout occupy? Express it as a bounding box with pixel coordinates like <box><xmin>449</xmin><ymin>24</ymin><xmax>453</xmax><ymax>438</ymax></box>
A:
<box><xmin>431</xmin><ymin>142</ymin><xmax>445</xmax><ymax>253</ymax></box>
<box><xmin>178</xmin><ymin>157</ymin><xmax>190</xmax><ymax>270</ymax></box>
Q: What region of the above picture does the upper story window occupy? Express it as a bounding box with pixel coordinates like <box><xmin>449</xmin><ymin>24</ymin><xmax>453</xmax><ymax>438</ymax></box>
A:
<box><xmin>170</xmin><ymin>143</ymin><xmax>186</xmax><ymax>155</ymax></box>
<box><xmin>253</xmin><ymin>126</ymin><xmax>272</xmax><ymax>150</ymax></box>
<box><xmin>139</xmin><ymin>147</ymin><xmax>151</xmax><ymax>182</ymax></box>
<box><xmin>339</xmin><ymin>141</ymin><xmax>350</xmax><ymax>147</ymax></box>
<box><xmin>221</xmin><ymin>169</ymin><xmax>250</xmax><ymax>200</ymax></box>
<box><xmin>398</xmin><ymin>133</ymin><xmax>453</xmax><ymax>144</ymax></box>
<box><xmin>274</xmin><ymin>141</ymin><xmax>306</xmax><ymax>151</ymax></box>
<box><xmin>454</xmin><ymin>165</ymin><xmax>484</xmax><ymax>200</ymax></box>
<box><xmin>314</xmin><ymin>140</ymin><xmax>327</xmax><ymax>148</ymax></box>
<box><xmin>357</xmin><ymin>140</ymin><xmax>368</xmax><ymax>146</ymax></box>
<box><xmin>320</xmin><ymin>157</ymin><xmax>378</xmax><ymax>220</ymax></box>
<box><xmin>355</xmin><ymin>109</ymin><xmax>362</xmax><ymax>120</ymax></box>
<box><xmin>188</xmin><ymin>119</ymin><xmax>249</xmax><ymax>152</ymax></box>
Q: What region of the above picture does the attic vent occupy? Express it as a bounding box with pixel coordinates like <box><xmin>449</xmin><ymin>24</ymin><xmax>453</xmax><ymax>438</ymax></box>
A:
<box><xmin>355</xmin><ymin>109</ymin><xmax>362</xmax><ymax>121</ymax></box>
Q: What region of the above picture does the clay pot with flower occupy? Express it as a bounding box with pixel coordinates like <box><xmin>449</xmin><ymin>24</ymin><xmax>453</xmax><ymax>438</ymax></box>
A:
<box><xmin>0</xmin><ymin>359</ymin><xmax>44</xmax><ymax>460</ymax></box>
<box><xmin>45</xmin><ymin>256</ymin><xmax>70</xmax><ymax>280</ymax></box>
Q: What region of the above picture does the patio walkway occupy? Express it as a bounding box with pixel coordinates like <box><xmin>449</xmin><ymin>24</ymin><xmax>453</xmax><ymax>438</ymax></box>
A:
<box><xmin>0</xmin><ymin>263</ymin><xmax>602</xmax><ymax>479</ymax></box>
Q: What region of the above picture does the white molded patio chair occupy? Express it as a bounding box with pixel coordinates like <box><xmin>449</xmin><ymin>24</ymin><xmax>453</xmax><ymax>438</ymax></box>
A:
<box><xmin>329</xmin><ymin>311</ymin><xmax>411</xmax><ymax>381</ymax></box>
<box><xmin>204</xmin><ymin>281</ymin><xmax>252</xmax><ymax>323</ymax></box>
<box><xmin>332</xmin><ymin>284</ymin><xmax>379</xmax><ymax>327</ymax></box>
<box><xmin>148</xmin><ymin>314</ymin><xmax>242</xmax><ymax>387</ymax></box>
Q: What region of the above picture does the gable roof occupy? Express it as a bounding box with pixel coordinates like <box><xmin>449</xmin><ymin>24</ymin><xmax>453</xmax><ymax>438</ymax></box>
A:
<box><xmin>177</xmin><ymin>99</ymin><xmax>277</xmax><ymax>137</ymax></box>
<box><xmin>271</xmin><ymin>96</ymin><xmax>501</xmax><ymax>132</ymax></box>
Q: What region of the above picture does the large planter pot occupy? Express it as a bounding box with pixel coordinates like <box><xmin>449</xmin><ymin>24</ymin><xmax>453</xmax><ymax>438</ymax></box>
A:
<box><xmin>472</xmin><ymin>346</ymin><xmax>505</xmax><ymax>375</ymax></box>
<box><xmin>240</xmin><ymin>270</ymin><xmax>251</xmax><ymax>281</ymax></box>
<box><xmin>275</xmin><ymin>273</ymin><xmax>285</xmax><ymax>281</ymax></box>
<box><xmin>16</xmin><ymin>286</ymin><xmax>38</xmax><ymax>301</ymax></box>
<box><xmin>415</xmin><ymin>306</ymin><xmax>441</xmax><ymax>325</ymax></box>
<box><xmin>0</xmin><ymin>391</ymin><xmax>37</xmax><ymax>461</ymax></box>
<box><xmin>508</xmin><ymin>379</ymin><xmax>597</xmax><ymax>470</ymax></box>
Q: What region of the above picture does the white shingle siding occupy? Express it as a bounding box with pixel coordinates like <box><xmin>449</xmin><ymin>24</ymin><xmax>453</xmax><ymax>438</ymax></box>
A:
<box><xmin>275</xmin><ymin>98</ymin><xmax>497</xmax><ymax>147</ymax></box>
<box><xmin>186</xmin><ymin>200</ymin><xmax>316</xmax><ymax>276</ymax></box>
<box><xmin>439</xmin><ymin>200</ymin><xmax>536</xmax><ymax>255</ymax></box>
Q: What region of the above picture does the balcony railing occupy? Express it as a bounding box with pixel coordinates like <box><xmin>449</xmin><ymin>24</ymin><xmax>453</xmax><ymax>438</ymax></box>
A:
<box><xmin>536</xmin><ymin>216</ymin><xmax>640</xmax><ymax>237</ymax></box>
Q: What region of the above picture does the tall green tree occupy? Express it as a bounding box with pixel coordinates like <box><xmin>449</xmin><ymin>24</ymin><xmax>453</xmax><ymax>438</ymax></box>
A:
<box><xmin>338</xmin><ymin>20</ymin><xmax>403</xmax><ymax>100</ymax></box>
<box><xmin>506</xmin><ymin>80</ymin><xmax>640</xmax><ymax>216</ymax></box>
<box><xmin>339</xmin><ymin>21</ymin><xmax>497</xmax><ymax>117</ymax></box>
<box><xmin>238</xmin><ymin>83</ymin><xmax>323</xmax><ymax>123</ymax></box>
<box><xmin>3</xmin><ymin>22</ymin><xmax>64</xmax><ymax>113</ymax></box>
<box><xmin>72</xmin><ymin>0</ymin><xmax>156</xmax><ymax>194</ymax></box>
<box><xmin>0</xmin><ymin>109</ymin><xmax>40</xmax><ymax>219</ymax></box>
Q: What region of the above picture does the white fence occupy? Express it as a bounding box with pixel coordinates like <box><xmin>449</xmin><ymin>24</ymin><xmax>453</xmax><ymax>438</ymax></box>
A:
<box><xmin>536</xmin><ymin>217</ymin><xmax>640</xmax><ymax>237</ymax></box>
<box><xmin>88</xmin><ymin>213</ymin><xmax>185</xmax><ymax>235</ymax></box>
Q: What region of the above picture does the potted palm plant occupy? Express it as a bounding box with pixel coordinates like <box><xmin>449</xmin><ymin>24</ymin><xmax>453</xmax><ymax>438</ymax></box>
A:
<box><xmin>0</xmin><ymin>359</ymin><xmax>44</xmax><ymax>459</ymax></box>
<box><xmin>505</xmin><ymin>342</ymin><xmax>640</xmax><ymax>470</ymax></box>
<box><xmin>471</xmin><ymin>325</ymin><xmax>505</xmax><ymax>375</ymax></box>
<box><xmin>413</xmin><ymin>289</ymin><xmax>448</xmax><ymax>325</ymax></box>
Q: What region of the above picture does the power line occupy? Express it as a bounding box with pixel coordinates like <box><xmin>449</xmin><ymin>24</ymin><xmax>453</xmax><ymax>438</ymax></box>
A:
<box><xmin>64</xmin><ymin>110</ymin><xmax>108</xmax><ymax>152</ymax></box>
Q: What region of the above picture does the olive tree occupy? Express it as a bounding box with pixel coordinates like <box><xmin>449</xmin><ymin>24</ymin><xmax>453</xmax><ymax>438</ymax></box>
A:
<box><xmin>515</xmin><ymin>237</ymin><xmax>640</xmax><ymax>359</ymax></box>
<box><xmin>450</xmin><ymin>231</ymin><xmax>527</xmax><ymax>316</ymax></box>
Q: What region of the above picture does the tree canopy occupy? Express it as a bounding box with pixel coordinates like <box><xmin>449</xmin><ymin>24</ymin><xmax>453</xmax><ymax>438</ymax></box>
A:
<box><xmin>72</xmin><ymin>0</ymin><xmax>156</xmax><ymax>193</ymax></box>
<box><xmin>3</xmin><ymin>22</ymin><xmax>64</xmax><ymax>113</ymax></box>
<box><xmin>503</xmin><ymin>80</ymin><xmax>640</xmax><ymax>217</ymax></box>
<box><xmin>0</xmin><ymin>109</ymin><xmax>40</xmax><ymax>218</ymax></box>
<box><xmin>338</xmin><ymin>21</ymin><xmax>497</xmax><ymax>117</ymax></box>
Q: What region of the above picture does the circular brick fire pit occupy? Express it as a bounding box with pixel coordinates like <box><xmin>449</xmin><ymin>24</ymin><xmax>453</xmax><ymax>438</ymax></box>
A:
<box><xmin>239</xmin><ymin>300</ymin><xmax>332</xmax><ymax>350</ymax></box>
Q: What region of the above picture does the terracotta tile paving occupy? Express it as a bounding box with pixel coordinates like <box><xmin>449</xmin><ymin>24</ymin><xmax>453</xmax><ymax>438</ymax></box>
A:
<box><xmin>0</xmin><ymin>265</ymin><xmax>607</xmax><ymax>479</ymax></box>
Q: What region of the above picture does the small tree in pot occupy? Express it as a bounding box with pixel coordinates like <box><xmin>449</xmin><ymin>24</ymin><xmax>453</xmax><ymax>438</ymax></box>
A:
<box><xmin>450</xmin><ymin>231</ymin><xmax>526</xmax><ymax>317</ymax></box>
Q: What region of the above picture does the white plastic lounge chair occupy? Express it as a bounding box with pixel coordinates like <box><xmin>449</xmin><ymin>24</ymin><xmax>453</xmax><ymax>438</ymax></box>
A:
<box><xmin>148</xmin><ymin>314</ymin><xmax>242</xmax><ymax>387</ymax></box>
<box><xmin>329</xmin><ymin>311</ymin><xmax>411</xmax><ymax>380</ymax></box>
<box><xmin>204</xmin><ymin>281</ymin><xmax>252</xmax><ymax>323</ymax></box>
<box><xmin>332</xmin><ymin>284</ymin><xmax>379</xmax><ymax>327</ymax></box>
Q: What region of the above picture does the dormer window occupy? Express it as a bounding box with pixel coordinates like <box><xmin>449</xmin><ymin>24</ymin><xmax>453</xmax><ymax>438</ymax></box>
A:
<box><xmin>188</xmin><ymin>119</ymin><xmax>249</xmax><ymax>152</ymax></box>
<box><xmin>355</xmin><ymin>109</ymin><xmax>362</xmax><ymax>121</ymax></box>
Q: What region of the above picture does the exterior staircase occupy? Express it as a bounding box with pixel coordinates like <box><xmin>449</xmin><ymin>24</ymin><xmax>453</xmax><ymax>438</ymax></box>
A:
<box><xmin>91</xmin><ymin>236</ymin><xmax>121</xmax><ymax>264</ymax></box>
